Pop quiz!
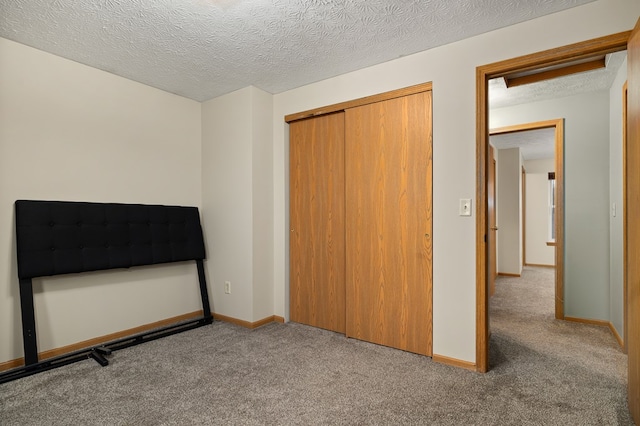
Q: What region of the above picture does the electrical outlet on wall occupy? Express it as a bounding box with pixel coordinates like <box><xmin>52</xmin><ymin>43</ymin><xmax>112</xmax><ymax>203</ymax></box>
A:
<box><xmin>224</xmin><ymin>281</ymin><xmax>231</xmax><ymax>294</ymax></box>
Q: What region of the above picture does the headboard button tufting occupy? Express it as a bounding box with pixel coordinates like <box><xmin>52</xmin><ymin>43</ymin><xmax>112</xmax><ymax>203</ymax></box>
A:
<box><xmin>15</xmin><ymin>200</ymin><xmax>206</xmax><ymax>279</ymax></box>
<box><xmin>13</xmin><ymin>200</ymin><xmax>211</xmax><ymax>374</ymax></box>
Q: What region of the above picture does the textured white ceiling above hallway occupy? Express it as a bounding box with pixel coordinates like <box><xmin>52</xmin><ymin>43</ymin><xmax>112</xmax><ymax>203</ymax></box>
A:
<box><xmin>490</xmin><ymin>128</ymin><xmax>556</xmax><ymax>160</ymax></box>
<box><xmin>0</xmin><ymin>0</ymin><xmax>597</xmax><ymax>101</ymax></box>
<box><xmin>489</xmin><ymin>51</ymin><xmax>627</xmax><ymax>109</ymax></box>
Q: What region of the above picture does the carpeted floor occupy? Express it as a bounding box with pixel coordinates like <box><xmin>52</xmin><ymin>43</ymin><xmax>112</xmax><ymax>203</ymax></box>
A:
<box><xmin>0</xmin><ymin>266</ymin><xmax>632</xmax><ymax>425</ymax></box>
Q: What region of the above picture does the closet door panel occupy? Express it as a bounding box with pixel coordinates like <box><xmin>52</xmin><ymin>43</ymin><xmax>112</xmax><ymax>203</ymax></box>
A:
<box><xmin>289</xmin><ymin>112</ymin><xmax>346</xmax><ymax>333</ymax></box>
<box><xmin>345</xmin><ymin>92</ymin><xmax>433</xmax><ymax>355</ymax></box>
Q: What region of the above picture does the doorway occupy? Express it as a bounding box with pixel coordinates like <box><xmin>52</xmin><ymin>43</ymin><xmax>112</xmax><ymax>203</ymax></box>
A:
<box><xmin>489</xmin><ymin>120</ymin><xmax>564</xmax><ymax>319</ymax></box>
<box><xmin>475</xmin><ymin>31</ymin><xmax>630</xmax><ymax>373</ymax></box>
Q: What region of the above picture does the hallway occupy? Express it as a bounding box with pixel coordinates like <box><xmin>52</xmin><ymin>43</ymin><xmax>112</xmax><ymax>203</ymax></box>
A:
<box><xmin>489</xmin><ymin>266</ymin><xmax>631</xmax><ymax>424</ymax></box>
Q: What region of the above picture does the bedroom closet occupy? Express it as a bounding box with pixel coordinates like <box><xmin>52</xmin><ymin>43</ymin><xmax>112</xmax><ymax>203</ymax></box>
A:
<box><xmin>288</xmin><ymin>83</ymin><xmax>433</xmax><ymax>356</ymax></box>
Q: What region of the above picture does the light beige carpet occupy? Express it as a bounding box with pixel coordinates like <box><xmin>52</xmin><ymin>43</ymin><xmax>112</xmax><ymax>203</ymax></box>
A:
<box><xmin>0</xmin><ymin>266</ymin><xmax>632</xmax><ymax>425</ymax></box>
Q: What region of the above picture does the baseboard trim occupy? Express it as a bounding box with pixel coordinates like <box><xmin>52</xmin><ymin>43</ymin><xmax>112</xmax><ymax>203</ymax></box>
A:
<box><xmin>0</xmin><ymin>311</ymin><xmax>287</xmax><ymax>372</ymax></box>
<box><xmin>0</xmin><ymin>358</ymin><xmax>21</xmax><ymax>372</ymax></box>
<box><xmin>432</xmin><ymin>354</ymin><xmax>477</xmax><ymax>371</ymax></box>
<box><xmin>524</xmin><ymin>263</ymin><xmax>555</xmax><ymax>268</ymax></box>
<box><xmin>497</xmin><ymin>272</ymin><xmax>521</xmax><ymax>277</ymax></box>
<box><xmin>608</xmin><ymin>322</ymin><xmax>624</xmax><ymax>349</ymax></box>
<box><xmin>564</xmin><ymin>316</ymin><xmax>625</xmax><ymax>349</ymax></box>
<box><xmin>213</xmin><ymin>313</ymin><xmax>284</xmax><ymax>329</ymax></box>
<box><xmin>564</xmin><ymin>316</ymin><xmax>609</xmax><ymax>327</ymax></box>
<box><xmin>0</xmin><ymin>310</ymin><xmax>204</xmax><ymax>372</ymax></box>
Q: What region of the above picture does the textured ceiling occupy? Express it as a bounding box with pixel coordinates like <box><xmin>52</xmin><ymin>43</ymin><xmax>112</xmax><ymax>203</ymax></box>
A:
<box><xmin>0</xmin><ymin>0</ymin><xmax>597</xmax><ymax>102</ymax></box>
<box><xmin>489</xmin><ymin>51</ymin><xmax>627</xmax><ymax>109</ymax></box>
<box><xmin>490</xmin><ymin>128</ymin><xmax>556</xmax><ymax>160</ymax></box>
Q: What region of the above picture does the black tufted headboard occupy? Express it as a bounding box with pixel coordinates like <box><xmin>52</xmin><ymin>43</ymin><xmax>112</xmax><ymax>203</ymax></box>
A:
<box><xmin>15</xmin><ymin>200</ymin><xmax>206</xmax><ymax>279</ymax></box>
<box><xmin>7</xmin><ymin>200</ymin><xmax>213</xmax><ymax>382</ymax></box>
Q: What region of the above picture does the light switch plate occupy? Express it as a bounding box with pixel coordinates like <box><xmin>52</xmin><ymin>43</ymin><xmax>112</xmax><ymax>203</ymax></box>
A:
<box><xmin>460</xmin><ymin>198</ymin><xmax>472</xmax><ymax>216</ymax></box>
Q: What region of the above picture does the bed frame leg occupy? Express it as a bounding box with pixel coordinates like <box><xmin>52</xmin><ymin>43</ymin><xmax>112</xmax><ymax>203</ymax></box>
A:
<box><xmin>19</xmin><ymin>278</ymin><xmax>38</xmax><ymax>366</ymax></box>
<box><xmin>89</xmin><ymin>349</ymin><xmax>110</xmax><ymax>366</ymax></box>
<box><xmin>196</xmin><ymin>260</ymin><xmax>213</xmax><ymax>323</ymax></box>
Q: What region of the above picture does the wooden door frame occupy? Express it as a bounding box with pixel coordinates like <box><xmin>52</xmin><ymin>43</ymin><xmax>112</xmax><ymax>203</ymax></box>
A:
<box><xmin>623</xmin><ymin>80</ymin><xmax>629</xmax><ymax>354</ymax></box>
<box><xmin>490</xmin><ymin>120</ymin><xmax>564</xmax><ymax>319</ymax></box>
<box><xmin>475</xmin><ymin>31</ymin><xmax>630</xmax><ymax>373</ymax></box>
<box><xmin>488</xmin><ymin>145</ymin><xmax>497</xmax><ymax>296</ymax></box>
<box><xmin>522</xmin><ymin>165</ymin><xmax>526</xmax><ymax>268</ymax></box>
<box><xmin>628</xmin><ymin>20</ymin><xmax>640</xmax><ymax>421</ymax></box>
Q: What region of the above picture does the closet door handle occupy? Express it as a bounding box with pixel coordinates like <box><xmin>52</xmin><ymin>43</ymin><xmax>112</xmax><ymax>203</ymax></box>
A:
<box><xmin>490</xmin><ymin>226</ymin><xmax>499</xmax><ymax>231</ymax></box>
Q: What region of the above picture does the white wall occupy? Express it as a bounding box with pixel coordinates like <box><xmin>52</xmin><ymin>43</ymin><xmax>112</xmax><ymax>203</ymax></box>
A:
<box><xmin>201</xmin><ymin>86</ymin><xmax>274</xmax><ymax>324</ymax></box>
<box><xmin>525</xmin><ymin>158</ymin><xmax>555</xmax><ymax>174</ymax></box>
<box><xmin>524</xmin><ymin>158</ymin><xmax>556</xmax><ymax>266</ymax></box>
<box><xmin>202</xmin><ymin>88</ymin><xmax>254</xmax><ymax>322</ymax></box>
<box><xmin>491</xmin><ymin>90</ymin><xmax>611</xmax><ymax>321</ymax></box>
<box><xmin>524</xmin><ymin>158</ymin><xmax>555</xmax><ymax>266</ymax></box>
<box><xmin>272</xmin><ymin>0</ymin><xmax>640</xmax><ymax>362</ymax></box>
<box><xmin>497</xmin><ymin>148</ymin><xmax>523</xmax><ymax>275</ymax></box>
<box><xmin>0</xmin><ymin>38</ymin><xmax>203</xmax><ymax>364</ymax></box>
<box><xmin>525</xmin><ymin>173</ymin><xmax>554</xmax><ymax>266</ymax></box>
<box><xmin>609</xmin><ymin>56</ymin><xmax>627</xmax><ymax>338</ymax></box>
<box><xmin>251</xmin><ymin>88</ymin><xmax>275</xmax><ymax>322</ymax></box>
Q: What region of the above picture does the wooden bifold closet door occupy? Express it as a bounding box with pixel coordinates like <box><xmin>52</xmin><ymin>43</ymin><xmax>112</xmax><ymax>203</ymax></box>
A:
<box><xmin>289</xmin><ymin>85</ymin><xmax>432</xmax><ymax>356</ymax></box>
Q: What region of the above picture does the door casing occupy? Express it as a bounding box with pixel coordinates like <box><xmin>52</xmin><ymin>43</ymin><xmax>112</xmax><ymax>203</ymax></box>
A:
<box><xmin>490</xmin><ymin>120</ymin><xmax>564</xmax><ymax>318</ymax></box>
<box><xmin>626</xmin><ymin>18</ymin><xmax>640</xmax><ymax>423</ymax></box>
